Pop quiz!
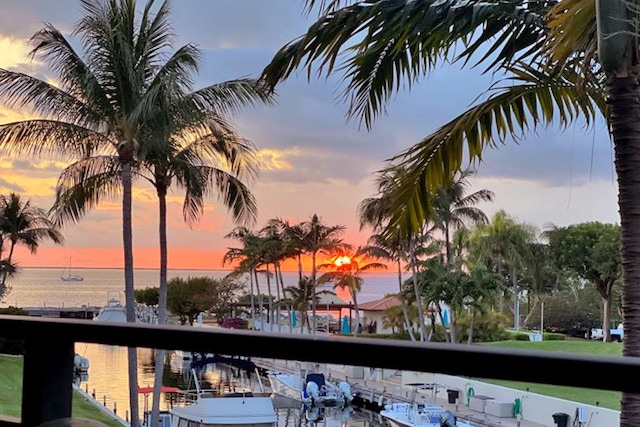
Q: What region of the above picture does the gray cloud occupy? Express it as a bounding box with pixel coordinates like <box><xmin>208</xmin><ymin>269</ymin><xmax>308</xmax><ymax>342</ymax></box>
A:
<box><xmin>0</xmin><ymin>177</ymin><xmax>25</xmax><ymax>193</ymax></box>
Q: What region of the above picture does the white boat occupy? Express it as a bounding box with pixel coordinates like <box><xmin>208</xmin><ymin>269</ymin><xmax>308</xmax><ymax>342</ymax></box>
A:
<box><xmin>61</xmin><ymin>257</ymin><xmax>83</xmax><ymax>281</ymax></box>
<box><xmin>267</xmin><ymin>371</ymin><xmax>353</xmax><ymax>407</ymax></box>
<box><xmin>169</xmin><ymin>368</ymin><xmax>277</xmax><ymax>427</ymax></box>
<box><xmin>73</xmin><ymin>353</ymin><xmax>89</xmax><ymax>373</ymax></box>
<box><xmin>93</xmin><ymin>294</ymin><xmax>127</xmax><ymax>322</ymax></box>
<box><xmin>380</xmin><ymin>402</ymin><xmax>475</xmax><ymax>427</ymax></box>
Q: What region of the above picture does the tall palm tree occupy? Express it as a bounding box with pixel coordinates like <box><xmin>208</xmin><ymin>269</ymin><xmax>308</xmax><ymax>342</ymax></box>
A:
<box><xmin>50</xmin><ymin>88</ymin><xmax>266</xmax><ymax>425</ymax></box>
<box><xmin>0</xmin><ymin>193</ymin><xmax>64</xmax><ymax>298</ymax></box>
<box><xmin>224</xmin><ymin>227</ymin><xmax>265</xmax><ymax>325</ymax></box>
<box><xmin>358</xmin><ymin>167</ymin><xmax>431</xmax><ymax>340</ymax></box>
<box><xmin>431</xmin><ymin>169</ymin><xmax>494</xmax><ymax>265</ymax></box>
<box><xmin>318</xmin><ymin>245</ymin><xmax>387</xmax><ymax>336</ymax></box>
<box><xmin>468</xmin><ymin>210</ymin><xmax>537</xmax><ymax>330</ymax></box>
<box><xmin>300</xmin><ymin>214</ymin><xmax>346</xmax><ymax>332</ymax></box>
<box><xmin>0</xmin><ymin>0</ymin><xmax>267</xmax><ymax>423</ymax></box>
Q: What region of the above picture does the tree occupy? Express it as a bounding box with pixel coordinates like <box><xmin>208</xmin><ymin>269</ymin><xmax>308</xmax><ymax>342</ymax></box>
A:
<box><xmin>544</xmin><ymin>222</ymin><xmax>622</xmax><ymax>342</ymax></box>
<box><xmin>357</xmin><ymin>167</ymin><xmax>429</xmax><ymax>340</ymax></box>
<box><xmin>468</xmin><ymin>210</ymin><xmax>537</xmax><ymax>330</ymax></box>
<box><xmin>55</xmin><ymin>81</ymin><xmax>266</xmax><ymax>426</ymax></box>
<box><xmin>0</xmin><ymin>0</ymin><xmax>265</xmax><ymax>423</ymax></box>
<box><xmin>164</xmin><ymin>276</ymin><xmax>246</xmax><ymax>325</ymax></box>
<box><xmin>300</xmin><ymin>214</ymin><xmax>346</xmax><ymax>332</ymax></box>
<box><xmin>280</xmin><ymin>276</ymin><xmax>336</xmax><ymax>332</ymax></box>
<box><xmin>318</xmin><ymin>245</ymin><xmax>387</xmax><ymax>336</ymax></box>
<box><xmin>431</xmin><ymin>169</ymin><xmax>494</xmax><ymax>265</ymax></box>
<box><xmin>0</xmin><ymin>193</ymin><xmax>64</xmax><ymax>299</ymax></box>
<box><xmin>416</xmin><ymin>258</ymin><xmax>502</xmax><ymax>343</ymax></box>
<box><xmin>261</xmin><ymin>2</ymin><xmax>640</xmax><ymax>419</ymax></box>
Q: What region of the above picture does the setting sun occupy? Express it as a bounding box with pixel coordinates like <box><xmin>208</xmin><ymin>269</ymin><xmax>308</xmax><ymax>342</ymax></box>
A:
<box><xmin>334</xmin><ymin>255</ymin><xmax>352</xmax><ymax>267</ymax></box>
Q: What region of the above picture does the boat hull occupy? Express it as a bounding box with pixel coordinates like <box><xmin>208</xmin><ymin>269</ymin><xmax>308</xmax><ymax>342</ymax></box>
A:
<box><xmin>171</xmin><ymin>395</ymin><xmax>276</xmax><ymax>426</ymax></box>
<box><xmin>267</xmin><ymin>372</ymin><xmax>304</xmax><ymax>402</ymax></box>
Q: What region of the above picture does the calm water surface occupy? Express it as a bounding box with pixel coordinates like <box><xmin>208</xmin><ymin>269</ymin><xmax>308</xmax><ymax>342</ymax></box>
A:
<box><xmin>5</xmin><ymin>268</ymin><xmax>400</xmax><ymax>426</ymax></box>
<box><xmin>3</xmin><ymin>268</ymin><xmax>401</xmax><ymax>308</ymax></box>
<box><xmin>74</xmin><ymin>343</ymin><xmax>390</xmax><ymax>427</ymax></box>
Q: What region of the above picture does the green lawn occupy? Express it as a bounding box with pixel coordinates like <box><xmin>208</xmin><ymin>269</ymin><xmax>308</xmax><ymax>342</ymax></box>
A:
<box><xmin>479</xmin><ymin>339</ymin><xmax>622</xmax><ymax>410</ymax></box>
<box><xmin>0</xmin><ymin>355</ymin><xmax>123</xmax><ymax>426</ymax></box>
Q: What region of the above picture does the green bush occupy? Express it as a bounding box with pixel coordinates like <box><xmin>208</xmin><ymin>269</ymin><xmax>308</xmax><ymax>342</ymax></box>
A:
<box><xmin>457</xmin><ymin>312</ymin><xmax>511</xmax><ymax>343</ymax></box>
<box><xmin>543</xmin><ymin>332</ymin><xmax>566</xmax><ymax>341</ymax></box>
<box><xmin>506</xmin><ymin>331</ymin><xmax>532</xmax><ymax>341</ymax></box>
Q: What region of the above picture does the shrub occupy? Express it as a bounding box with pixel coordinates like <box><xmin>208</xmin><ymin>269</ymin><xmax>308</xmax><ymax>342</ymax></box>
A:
<box><xmin>543</xmin><ymin>332</ymin><xmax>566</xmax><ymax>341</ymax></box>
<box><xmin>221</xmin><ymin>317</ymin><xmax>248</xmax><ymax>329</ymax></box>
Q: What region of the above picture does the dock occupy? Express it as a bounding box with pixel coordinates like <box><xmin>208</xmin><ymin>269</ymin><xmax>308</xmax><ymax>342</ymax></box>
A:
<box><xmin>253</xmin><ymin>357</ymin><xmax>616</xmax><ymax>427</ymax></box>
<box><xmin>23</xmin><ymin>306</ymin><xmax>100</xmax><ymax>319</ymax></box>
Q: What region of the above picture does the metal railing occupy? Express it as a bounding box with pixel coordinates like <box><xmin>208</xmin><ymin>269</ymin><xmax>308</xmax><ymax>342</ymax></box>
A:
<box><xmin>1</xmin><ymin>314</ymin><xmax>638</xmax><ymax>426</ymax></box>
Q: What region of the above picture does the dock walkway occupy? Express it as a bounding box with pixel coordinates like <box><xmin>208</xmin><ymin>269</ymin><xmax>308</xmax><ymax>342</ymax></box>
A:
<box><xmin>255</xmin><ymin>358</ymin><xmax>550</xmax><ymax>427</ymax></box>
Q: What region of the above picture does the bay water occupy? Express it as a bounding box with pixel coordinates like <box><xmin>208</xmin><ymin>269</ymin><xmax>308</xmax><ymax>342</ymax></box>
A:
<box><xmin>3</xmin><ymin>268</ymin><xmax>399</xmax><ymax>426</ymax></box>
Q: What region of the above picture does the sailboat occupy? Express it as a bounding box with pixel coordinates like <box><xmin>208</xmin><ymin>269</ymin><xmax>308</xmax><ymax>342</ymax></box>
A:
<box><xmin>61</xmin><ymin>257</ymin><xmax>84</xmax><ymax>282</ymax></box>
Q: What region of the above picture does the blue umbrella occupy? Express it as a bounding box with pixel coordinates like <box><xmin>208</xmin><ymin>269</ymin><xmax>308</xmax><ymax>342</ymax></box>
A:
<box><xmin>291</xmin><ymin>311</ymin><xmax>297</xmax><ymax>327</ymax></box>
<box><xmin>341</xmin><ymin>316</ymin><xmax>350</xmax><ymax>334</ymax></box>
<box><xmin>442</xmin><ymin>310</ymin><xmax>449</xmax><ymax>326</ymax></box>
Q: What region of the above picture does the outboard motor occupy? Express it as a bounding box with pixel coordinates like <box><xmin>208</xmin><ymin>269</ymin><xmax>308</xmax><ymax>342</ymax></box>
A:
<box><xmin>338</xmin><ymin>381</ymin><xmax>353</xmax><ymax>402</ymax></box>
<box><xmin>306</xmin><ymin>380</ymin><xmax>320</xmax><ymax>403</ymax></box>
<box><xmin>440</xmin><ymin>410</ymin><xmax>457</xmax><ymax>427</ymax></box>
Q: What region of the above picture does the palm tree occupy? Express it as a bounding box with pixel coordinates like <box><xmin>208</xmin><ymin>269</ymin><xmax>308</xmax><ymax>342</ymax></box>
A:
<box><xmin>300</xmin><ymin>214</ymin><xmax>346</xmax><ymax>332</ymax></box>
<box><xmin>259</xmin><ymin>4</ymin><xmax>640</xmax><ymax>418</ymax></box>
<box><xmin>0</xmin><ymin>0</ymin><xmax>268</xmax><ymax>423</ymax></box>
<box><xmin>318</xmin><ymin>245</ymin><xmax>387</xmax><ymax>336</ymax></box>
<box><xmin>468</xmin><ymin>210</ymin><xmax>537</xmax><ymax>330</ymax></box>
<box><xmin>358</xmin><ymin>167</ymin><xmax>432</xmax><ymax>340</ymax></box>
<box><xmin>431</xmin><ymin>169</ymin><xmax>494</xmax><ymax>265</ymax></box>
<box><xmin>50</xmin><ymin>87</ymin><xmax>266</xmax><ymax>425</ymax></box>
<box><xmin>224</xmin><ymin>227</ymin><xmax>265</xmax><ymax>325</ymax></box>
<box><xmin>280</xmin><ymin>276</ymin><xmax>336</xmax><ymax>333</ymax></box>
<box><xmin>0</xmin><ymin>193</ymin><xmax>64</xmax><ymax>298</ymax></box>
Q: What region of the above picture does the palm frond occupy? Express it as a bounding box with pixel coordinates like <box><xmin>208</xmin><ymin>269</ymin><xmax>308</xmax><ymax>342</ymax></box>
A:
<box><xmin>544</xmin><ymin>0</ymin><xmax>598</xmax><ymax>66</ymax></box>
<box><xmin>180</xmin><ymin>166</ymin><xmax>258</xmax><ymax>227</ymax></box>
<box><xmin>0</xmin><ymin>69</ymin><xmax>92</xmax><ymax>124</ymax></box>
<box><xmin>49</xmin><ymin>155</ymin><xmax>122</xmax><ymax>226</ymax></box>
<box><xmin>381</xmin><ymin>62</ymin><xmax>605</xmax><ymax>236</ymax></box>
<box><xmin>262</xmin><ymin>0</ymin><xmax>553</xmax><ymax>128</ymax></box>
<box><xmin>0</xmin><ymin>120</ymin><xmax>112</xmax><ymax>159</ymax></box>
<box><xmin>187</xmin><ymin>79</ymin><xmax>276</xmax><ymax>118</ymax></box>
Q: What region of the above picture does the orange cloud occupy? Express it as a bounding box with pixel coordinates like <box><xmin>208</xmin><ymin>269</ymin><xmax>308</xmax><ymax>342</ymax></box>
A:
<box><xmin>256</xmin><ymin>148</ymin><xmax>299</xmax><ymax>170</ymax></box>
<box><xmin>0</xmin><ymin>35</ymin><xmax>32</xmax><ymax>69</ymax></box>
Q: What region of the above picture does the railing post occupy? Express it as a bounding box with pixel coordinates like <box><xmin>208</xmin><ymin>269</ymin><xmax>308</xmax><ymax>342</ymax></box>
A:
<box><xmin>21</xmin><ymin>337</ymin><xmax>74</xmax><ymax>426</ymax></box>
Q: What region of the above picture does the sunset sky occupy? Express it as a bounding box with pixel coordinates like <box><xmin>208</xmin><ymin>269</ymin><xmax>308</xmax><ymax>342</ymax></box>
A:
<box><xmin>0</xmin><ymin>0</ymin><xmax>620</xmax><ymax>270</ymax></box>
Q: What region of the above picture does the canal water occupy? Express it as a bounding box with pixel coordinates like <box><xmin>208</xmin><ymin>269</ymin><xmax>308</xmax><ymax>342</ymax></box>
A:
<box><xmin>74</xmin><ymin>343</ymin><xmax>391</xmax><ymax>427</ymax></box>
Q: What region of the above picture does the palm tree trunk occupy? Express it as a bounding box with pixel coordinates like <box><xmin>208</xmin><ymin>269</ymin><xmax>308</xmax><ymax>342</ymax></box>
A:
<box><xmin>0</xmin><ymin>241</ymin><xmax>15</xmax><ymax>290</ymax></box>
<box><xmin>409</xmin><ymin>238</ymin><xmax>427</xmax><ymax>341</ymax></box>
<box><xmin>249</xmin><ymin>270</ymin><xmax>256</xmax><ymax>329</ymax></box>
<box><xmin>512</xmin><ymin>266</ymin><xmax>520</xmax><ymax>331</ymax></box>
<box><xmin>122</xmin><ymin>161</ymin><xmax>140</xmax><ymax>427</ymax></box>
<box><xmin>254</xmin><ymin>269</ymin><xmax>264</xmax><ymax>325</ymax></box>
<box><xmin>265</xmin><ymin>264</ymin><xmax>273</xmax><ymax>325</ymax></box>
<box><xmin>352</xmin><ymin>291</ymin><xmax>360</xmax><ymax>337</ymax></box>
<box><xmin>467</xmin><ymin>308</ymin><xmax>475</xmax><ymax>345</ymax></box>
<box><xmin>397</xmin><ymin>256</ymin><xmax>416</xmax><ymax>341</ymax></box>
<box><xmin>311</xmin><ymin>251</ymin><xmax>318</xmax><ymax>334</ymax></box>
<box><xmin>610</xmin><ymin>74</ymin><xmax>640</xmax><ymax>426</ymax></box>
<box><xmin>151</xmin><ymin>191</ymin><xmax>169</xmax><ymax>427</ymax></box>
